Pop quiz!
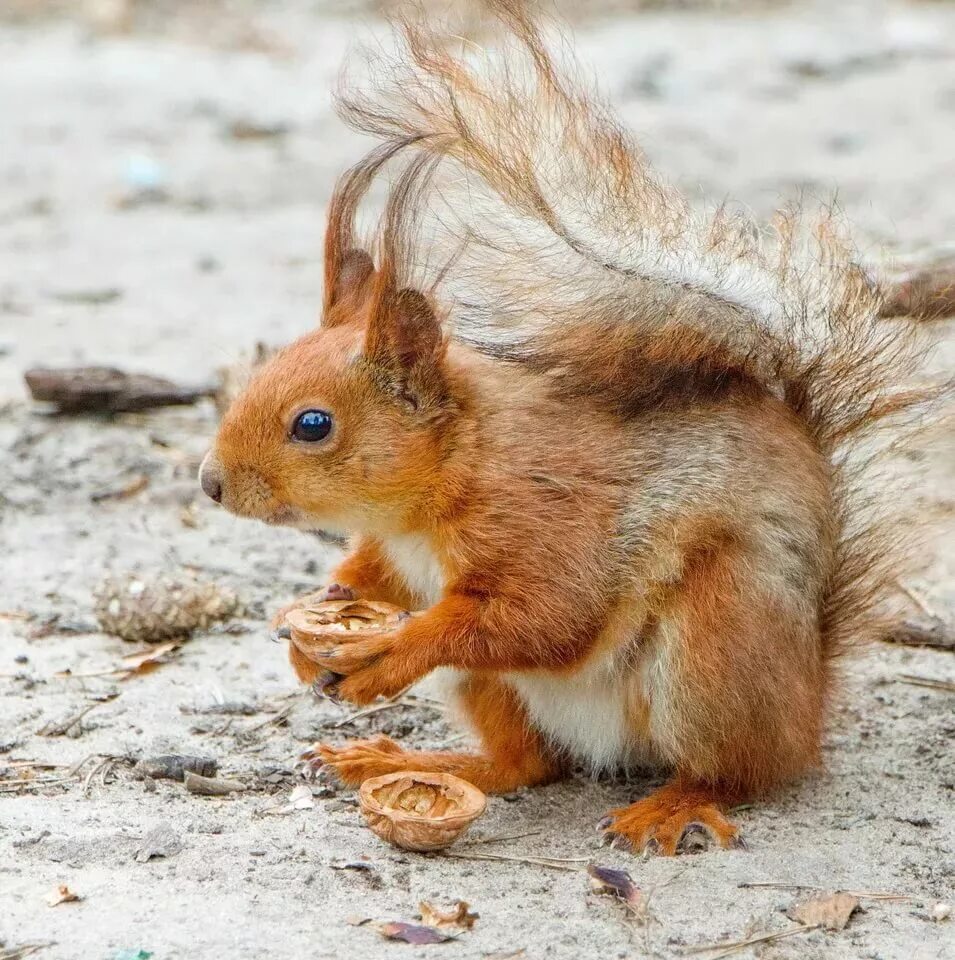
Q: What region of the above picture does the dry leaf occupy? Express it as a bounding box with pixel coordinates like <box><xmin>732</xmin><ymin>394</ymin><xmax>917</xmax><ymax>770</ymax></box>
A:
<box><xmin>419</xmin><ymin>900</ymin><xmax>478</xmax><ymax>931</ymax></box>
<box><xmin>588</xmin><ymin>864</ymin><xmax>646</xmax><ymax>919</ymax></box>
<box><xmin>120</xmin><ymin>640</ymin><xmax>183</xmax><ymax>679</ymax></box>
<box><xmin>47</xmin><ymin>884</ymin><xmax>81</xmax><ymax>906</ymax></box>
<box><xmin>788</xmin><ymin>892</ymin><xmax>860</xmax><ymax>931</ymax></box>
<box><xmin>376</xmin><ymin>922</ymin><xmax>454</xmax><ymax>945</ymax></box>
<box><xmin>134</xmin><ymin>823</ymin><xmax>182</xmax><ymax>863</ymax></box>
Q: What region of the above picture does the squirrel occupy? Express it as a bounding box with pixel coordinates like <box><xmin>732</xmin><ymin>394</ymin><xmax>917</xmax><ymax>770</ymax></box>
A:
<box><xmin>198</xmin><ymin>3</ymin><xmax>935</xmax><ymax>855</ymax></box>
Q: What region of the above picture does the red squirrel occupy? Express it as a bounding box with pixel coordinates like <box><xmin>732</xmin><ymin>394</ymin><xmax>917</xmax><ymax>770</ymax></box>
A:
<box><xmin>199</xmin><ymin>4</ymin><xmax>932</xmax><ymax>854</ymax></box>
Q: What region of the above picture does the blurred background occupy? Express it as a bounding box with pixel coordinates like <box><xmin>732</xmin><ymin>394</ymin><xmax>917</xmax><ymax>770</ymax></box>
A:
<box><xmin>2</xmin><ymin>0</ymin><xmax>954</xmax><ymax>393</ymax></box>
<box><xmin>1</xmin><ymin>4</ymin><xmax>952</xmax><ymax>958</ymax></box>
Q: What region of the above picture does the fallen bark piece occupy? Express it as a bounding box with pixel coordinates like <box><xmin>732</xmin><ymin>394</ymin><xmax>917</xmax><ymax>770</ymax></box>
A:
<box><xmin>376</xmin><ymin>922</ymin><xmax>454</xmax><ymax>945</ymax></box>
<box><xmin>183</xmin><ymin>771</ymin><xmax>246</xmax><ymax>796</ymax></box>
<box><xmin>787</xmin><ymin>891</ymin><xmax>861</xmax><ymax>931</ymax></box>
<box><xmin>95</xmin><ymin>574</ymin><xmax>240</xmax><ymax>643</ymax></box>
<box><xmin>134</xmin><ymin>755</ymin><xmax>218</xmax><ymax>782</ymax></box>
<box><xmin>24</xmin><ymin>366</ymin><xmax>213</xmax><ymax>413</ymax></box>
<box><xmin>359</xmin><ymin>771</ymin><xmax>487</xmax><ymax>852</ymax></box>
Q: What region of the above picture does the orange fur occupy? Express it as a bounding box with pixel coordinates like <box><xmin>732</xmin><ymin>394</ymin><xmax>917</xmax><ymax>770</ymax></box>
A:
<box><xmin>200</xmin><ymin>3</ymin><xmax>943</xmax><ymax>855</ymax></box>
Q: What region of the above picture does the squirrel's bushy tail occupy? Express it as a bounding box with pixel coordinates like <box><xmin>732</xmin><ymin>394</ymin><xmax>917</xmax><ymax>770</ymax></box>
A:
<box><xmin>327</xmin><ymin>1</ymin><xmax>941</xmax><ymax>656</ymax></box>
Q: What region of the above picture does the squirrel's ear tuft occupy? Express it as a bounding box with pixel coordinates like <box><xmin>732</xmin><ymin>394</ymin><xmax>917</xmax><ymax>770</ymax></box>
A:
<box><xmin>323</xmin><ymin>249</ymin><xmax>375</xmax><ymax>326</ymax></box>
<box><xmin>364</xmin><ymin>285</ymin><xmax>447</xmax><ymax>409</ymax></box>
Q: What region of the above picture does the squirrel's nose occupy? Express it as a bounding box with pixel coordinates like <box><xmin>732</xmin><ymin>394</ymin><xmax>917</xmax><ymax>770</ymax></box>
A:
<box><xmin>199</xmin><ymin>453</ymin><xmax>223</xmax><ymax>503</ymax></box>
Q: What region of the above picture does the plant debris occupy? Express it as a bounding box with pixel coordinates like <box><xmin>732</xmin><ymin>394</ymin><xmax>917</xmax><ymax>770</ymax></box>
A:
<box><xmin>787</xmin><ymin>891</ymin><xmax>861</xmax><ymax>932</ymax></box>
<box><xmin>24</xmin><ymin>366</ymin><xmax>213</xmax><ymax>413</ymax></box>
<box><xmin>419</xmin><ymin>900</ymin><xmax>478</xmax><ymax>932</ymax></box>
<box><xmin>0</xmin><ymin>945</ymin><xmax>54</xmax><ymax>960</ymax></box>
<box><xmin>46</xmin><ymin>884</ymin><xmax>81</xmax><ymax>907</ymax></box>
<box><xmin>118</xmin><ymin>641</ymin><xmax>184</xmax><ymax>679</ymax></box>
<box><xmin>376</xmin><ymin>922</ymin><xmax>455</xmax><ymax>945</ymax></box>
<box><xmin>442</xmin><ymin>850</ymin><xmax>586</xmax><ymax>872</ymax></box>
<box><xmin>898</xmin><ymin>674</ymin><xmax>955</xmax><ymax>694</ymax></box>
<box><xmin>256</xmin><ymin>783</ymin><xmax>318</xmax><ymax>816</ymax></box>
<box><xmin>52</xmin><ymin>287</ymin><xmax>123</xmax><ymax>305</ymax></box>
<box><xmin>359</xmin><ymin>771</ymin><xmax>487</xmax><ymax>852</ymax></box>
<box><xmin>686</xmin><ymin>925</ymin><xmax>817</xmax><ymax>959</ymax></box>
<box><xmin>225</xmin><ymin>118</ymin><xmax>290</xmax><ymax>140</ymax></box>
<box><xmin>134</xmin><ymin>755</ymin><xmax>218</xmax><ymax>782</ymax></box>
<box><xmin>38</xmin><ymin>699</ymin><xmax>113</xmax><ymax>737</ymax></box>
<box><xmin>89</xmin><ymin>473</ymin><xmax>150</xmax><ymax>504</ymax></box>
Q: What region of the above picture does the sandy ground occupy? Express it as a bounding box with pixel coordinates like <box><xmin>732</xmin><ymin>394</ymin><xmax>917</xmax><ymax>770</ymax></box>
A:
<box><xmin>1</xmin><ymin>2</ymin><xmax>954</xmax><ymax>958</ymax></box>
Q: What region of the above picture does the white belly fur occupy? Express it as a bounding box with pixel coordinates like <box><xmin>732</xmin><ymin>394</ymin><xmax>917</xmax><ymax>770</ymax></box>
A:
<box><xmin>380</xmin><ymin>531</ymin><xmax>650</xmax><ymax>771</ymax></box>
<box><xmin>506</xmin><ymin>653</ymin><xmax>652</xmax><ymax>774</ymax></box>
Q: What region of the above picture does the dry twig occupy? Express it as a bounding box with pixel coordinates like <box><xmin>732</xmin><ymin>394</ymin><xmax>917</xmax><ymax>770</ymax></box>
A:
<box><xmin>684</xmin><ymin>924</ymin><xmax>819</xmax><ymax>959</ymax></box>
<box><xmin>898</xmin><ymin>674</ymin><xmax>955</xmax><ymax>694</ymax></box>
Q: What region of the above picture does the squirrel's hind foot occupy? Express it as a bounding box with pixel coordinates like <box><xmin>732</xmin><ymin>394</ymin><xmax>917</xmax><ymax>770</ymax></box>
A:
<box><xmin>298</xmin><ymin>735</ymin><xmax>406</xmax><ymax>786</ymax></box>
<box><xmin>600</xmin><ymin>779</ymin><xmax>744</xmax><ymax>856</ymax></box>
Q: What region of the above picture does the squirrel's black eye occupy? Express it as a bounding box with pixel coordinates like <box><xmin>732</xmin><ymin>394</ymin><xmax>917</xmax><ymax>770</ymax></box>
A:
<box><xmin>291</xmin><ymin>409</ymin><xmax>333</xmax><ymax>443</ymax></box>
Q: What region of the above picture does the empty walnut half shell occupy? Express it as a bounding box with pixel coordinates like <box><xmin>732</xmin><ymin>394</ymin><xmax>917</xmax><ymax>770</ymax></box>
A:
<box><xmin>284</xmin><ymin>599</ymin><xmax>412</xmax><ymax>686</ymax></box>
<box><xmin>359</xmin><ymin>771</ymin><xmax>487</xmax><ymax>852</ymax></box>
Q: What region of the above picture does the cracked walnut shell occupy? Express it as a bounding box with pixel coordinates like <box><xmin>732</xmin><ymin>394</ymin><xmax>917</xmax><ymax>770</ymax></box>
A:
<box><xmin>284</xmin><ymin>599</ymin><xmax>411</xmax><ymax>685</ymax></box>
<box><xmin>359</xmin><ymin>772</ymin><xmax>487</xmax><ymax>852</ymax></box>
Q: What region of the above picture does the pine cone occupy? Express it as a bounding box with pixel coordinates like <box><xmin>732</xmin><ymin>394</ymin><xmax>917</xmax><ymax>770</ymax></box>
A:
<box><xmin>95</xmin><ymin>574</ymin><xmax>240</xmax><ymax>642</ymax></box>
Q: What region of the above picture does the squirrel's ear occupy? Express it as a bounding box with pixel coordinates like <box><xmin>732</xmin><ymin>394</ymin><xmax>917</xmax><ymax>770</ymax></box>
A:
<box><xmin>323</xmin><ymin>249</ymin><xmax>375</xmax><ymax>326</ymax></box>
<box><xmin>364</xmin><ymin>285</ymin><xmax>446</xmax><ymax>409</ymax></box>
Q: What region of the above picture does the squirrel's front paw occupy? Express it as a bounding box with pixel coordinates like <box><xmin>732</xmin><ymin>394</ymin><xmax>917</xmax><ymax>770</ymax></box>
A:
<box><xmin>309</xmin><ymin>633</ymin><xmax>424</xmax><ymax>706</ymax></box>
